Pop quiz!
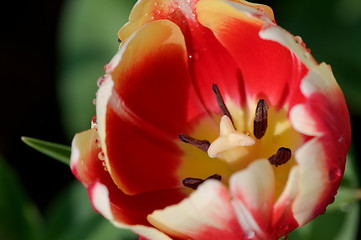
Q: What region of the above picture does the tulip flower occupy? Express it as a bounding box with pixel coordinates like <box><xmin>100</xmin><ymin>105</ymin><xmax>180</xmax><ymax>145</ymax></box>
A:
<box><xmin>70</xmin><ymin>0</ymin><xmax>351</xmax><ymax>239</ymax></box>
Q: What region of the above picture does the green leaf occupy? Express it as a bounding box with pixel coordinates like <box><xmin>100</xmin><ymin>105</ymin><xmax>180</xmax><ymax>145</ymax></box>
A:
<box><xmin>45</xmin><ymin>181</ymin><xmax>137</xmax><ymax>240</ymax></box>
<box><xmin>21</xmin><ymin>136</ymin><xmax>71</xmax><ymax>166</ymax></box>
<box><xmin>0</xmin><ymin>156</ymin><xmax>44</xmax><ymax>240</ymax></box>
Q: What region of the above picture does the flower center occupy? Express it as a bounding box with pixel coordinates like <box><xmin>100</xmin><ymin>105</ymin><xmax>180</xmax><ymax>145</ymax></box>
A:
<box><xmin>178</xmin><ymin>84</ymin><xmax>302</xmax><ymax>198</ymax></box>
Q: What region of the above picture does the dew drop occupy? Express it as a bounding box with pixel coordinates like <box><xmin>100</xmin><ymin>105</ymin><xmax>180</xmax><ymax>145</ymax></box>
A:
<box><xmin>243</xmin><ymin>230</ymin><xmax>255</xmax><ymax>239</ymax></box>
<box><xmin>95</xmin><ymin>139</ymin><xmax>101</xmax><ymax>148</ymax></box>
<box><xmin>169</xmin><ymin>7</ymin><xmax>175</xmax><ymax>13</ymax></box>
<box><xmin>294</xmin><ymin>36</ymin><xmax>303</xmax><ymax>44</ymax></box>
<box><xmin>257</xmin><ymin>7</ymin><xmax>265</xmax><ymax>13</ymax></box>
<box><xmin>98</xmin><ymin>151</ymin><xmax>105</xmax><ymax>161</ymax></box>
<box><xmin>91</xmin><ymin>115</ymin><xmax>97</xmax><ymax>128</ymax></box>
<box><xmin>303</xmin><ymin>52</ymin><xmax>311</xmax><ymax>59</ymax></box>
<box><xmin>154</xmin><ymin>9</ymin><xmax>161</xmax><ymax>15</ymax></box>
<box><xmin>104</xmin><ymin>166</ymin><xmax>108</xmax><ymax>172</ymax></box>
<box><xmin>328</xmin><ymin>167</ymin><xmax>342</xmax><ymax>182</ymax></box>
<box><xmin>188</xmin><ymin>52</ymin><xmax>199</xmax><ymax>60</ymax></box>
<box><xmin>279</xmin><ymin>224</ymin><xmax>289</xmax><ymax>232</ymax></box>
<box><xmin>97</xmin><ymin>76</ymin><xmax>105</xmax><ymax>87</ymax></box>
<box><xmin>243</xmin><ymin>130</ymin><xmax>251</xmax><ymax>137</ymax></box>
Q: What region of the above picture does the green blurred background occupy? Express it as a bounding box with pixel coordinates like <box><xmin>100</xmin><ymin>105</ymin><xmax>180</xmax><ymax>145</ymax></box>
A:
<box><xmin>1</xmin><ymin>0</ymin><xmax>361</xmax><ymax>239</ymax></box>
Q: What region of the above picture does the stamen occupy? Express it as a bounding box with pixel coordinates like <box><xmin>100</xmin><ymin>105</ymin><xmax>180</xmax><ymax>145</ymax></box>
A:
<box><xmin>182</xmin><ymin>177</ymin><xmax>204</xmax><ymax>190</ymax></box>
<box><xmin>178</xmin><ymin>134</ymin><xmax>210</xmax><ymax>152</ymax></box>
<box><xmin>182</xmin><ymin>174</ymin><xmax>222</xmax><ymax>190</ymax></box>
<box><xmin>268</xmin><ymin>147</ymin><xmax>292</xmax><ymax>167</ymax></box>
<box><xmin>206</xmin><ymin>174</ymin><xmax>222</xmax><ymax>181</ymax></box>
<box><xmin>253</xmin><ymin>99</ymin><xmax>268</xmax><ymax>139</ymax></box>
<box><xmin>212</xmin><ymin>84</ymin><xmax>234</xmax><ymax>126</ymax></box>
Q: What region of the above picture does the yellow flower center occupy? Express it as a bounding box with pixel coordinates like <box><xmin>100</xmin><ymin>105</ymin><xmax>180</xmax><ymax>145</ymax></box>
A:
<box><xmin>177</xmin><ymin>85</ymin><xmax>303</xmax><ymax>199</ymax></box>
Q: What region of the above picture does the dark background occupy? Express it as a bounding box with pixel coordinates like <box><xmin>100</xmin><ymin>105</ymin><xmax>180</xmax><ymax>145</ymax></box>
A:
<box><xmin>1</xmin><ymin>0</ymin><xmax>71</xmax><ymax>210</ymax></box>
<box><xmin>1</xmin><ymin>0</ymin><xmax>360</xmax><ymax>239</ymax></box>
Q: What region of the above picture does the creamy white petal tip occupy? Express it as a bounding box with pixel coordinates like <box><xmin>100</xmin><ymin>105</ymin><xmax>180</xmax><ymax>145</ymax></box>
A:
<box><xmin>91</xmin><ymin>182</ymin><xmax>113</xmax><ymax>220</ymax></box>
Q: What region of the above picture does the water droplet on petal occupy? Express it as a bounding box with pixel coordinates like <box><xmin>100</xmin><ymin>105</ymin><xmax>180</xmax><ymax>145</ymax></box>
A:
<box><xmin>294</xmin><ymin>36</ymin><xmax>303</xmax><ymax>44</ymax></box>
<box><xmin>188</xmin><ymin>52</ymin><xmax>199</xmax><ymax>60</ymax></box>
<box><xmin>97</xmin><ymin>76</ymin><xmax>105</xmax><ymax>87</ymax></box>
<box><xmin>98</xmin><ymin>151</ymin><xmax>105</xmax><ymax>161</ymax></box>
<box><xmin>329</xmin><ymin>166</ymin><xmax>342</xmax><ymax>182</ymax></box>
<box><xmin>91</xmin><ymin>115</ymin><xmax>97</xmax><ymax>128</ymax></box>
<box><xmin>154</xmin><ymin>9</ymin><xmax>161</xmax><ymax>15</ymax></box>
<box><xmin>279</xmin><ymin>224</ymin><xmax>289</xmax><ymax>232</ymax></box>
<box><xmin>243</xmin><ymin>230</ymin><xmax>255</xmax><ymax>239</ymax></box>
<box><xmin>257</xmin><ymin>7</ymin><xmax>265</xmax><ymax>13</ymax></box>
<box><xmin>303</xmin><ymin>52</ymin><xmax>311</xmax><ymax>59</ymax></box>
<box><xmin>95</xmin><ymin>139</ymin><xmax>101</xmax><ymax>148</ymax></box>
<box><xmin>169</xmin><ymin>7</ymin><xmax>175</xmax><ymax>13</ymax></box>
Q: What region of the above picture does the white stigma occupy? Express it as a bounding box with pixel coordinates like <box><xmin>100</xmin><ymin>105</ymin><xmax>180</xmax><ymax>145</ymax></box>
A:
<box><xmin>208</xmin><ymin>116</ymin><xmax>255</xmax><ymax>158</ymax></box>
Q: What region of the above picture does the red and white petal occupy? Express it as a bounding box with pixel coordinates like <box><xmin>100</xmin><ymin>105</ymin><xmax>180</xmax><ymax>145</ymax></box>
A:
<box><xmin>71</xmin><ymin>127</ymin><xmax>187</xmax><ymax>227</ymax></box>
<box><xmin>148</xmin><ymin>180</ymin><xmax>244</xmax><ymax>240</ymax></box>
<box><xmin>290</xmin><ymin>63</ymin><xmax>350</xmax><ymax>138</ymax></box>
<box><xmin>292</xmin><ymin>138</ymin><xmax>327</xmax><ymax>226</ymax></box>
<box><xmin>230</xmin><ymin>0</ymin><xmax>274</xmax><ymax>21</ymax></box>
<box><xmin>89</xmin><ymin>181</ymin><xmax>174</xmax><ymax>240</ymax></box>
<box><xmin>118</xmin><ymin>0</ymin><xmax>198</xmax><ymax>42</ymax></box>
<box><xmin>230</xmin><ymin>159</ymin><xmax>274</xmax><ymax>238</ymax></box>
<box><xmin>70</xmin><ymin>128</ymin><xmax>103</xmax><ymax>186</ymax></box>
<box><xmin>97</xmin><ymin>19</ymin><xmax>216</xmax><ymax>195</ymax></box>
<box><xmin>258</xmin><ymin>25</ymin><xmax>317</xmax><ymax>70</ymax></box>
<box><xmin>271</xmin><ymin>166</ymin><xmax>300</xmax><ymax>237</ymax></box>
<box><xmin>289</xmin><ymin>104</ymin><xmax>322</xmax><ymax>137</ymax></box>
<box><xmin>196</xmin><ymin>0</ymin><xmax>308</xmax><ymax>109</ymax></box>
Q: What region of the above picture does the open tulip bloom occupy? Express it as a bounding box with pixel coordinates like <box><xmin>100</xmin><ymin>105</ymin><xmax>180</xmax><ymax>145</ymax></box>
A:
<box><xmin>70</xmin><ymin>0</ymin><xmax>351</xmax><ymax>239</ymax></box>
